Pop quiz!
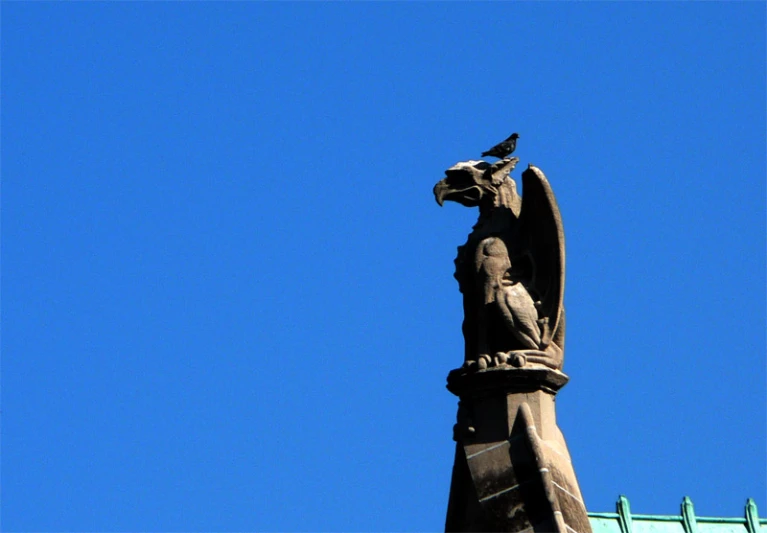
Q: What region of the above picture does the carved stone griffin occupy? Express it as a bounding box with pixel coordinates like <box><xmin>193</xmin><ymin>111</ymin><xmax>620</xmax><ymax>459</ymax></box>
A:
<box><xmin>434</xmin><ymin>158</ymin><xmax>566</xmax><ymax>371</ymax></box>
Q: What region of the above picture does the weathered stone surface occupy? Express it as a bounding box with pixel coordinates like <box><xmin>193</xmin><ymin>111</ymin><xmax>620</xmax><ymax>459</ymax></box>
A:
<box><xmin>444</xmin><ymin>367</ymin><xmax>590</xmax><ymax>532</ymax></box>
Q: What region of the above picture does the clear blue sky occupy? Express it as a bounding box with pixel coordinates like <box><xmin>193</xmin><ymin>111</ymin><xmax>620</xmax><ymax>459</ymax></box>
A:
<box><xmin>2</xmin><ymin>2</ymin><xmax>765</xmax><ymax>531</ymax></box>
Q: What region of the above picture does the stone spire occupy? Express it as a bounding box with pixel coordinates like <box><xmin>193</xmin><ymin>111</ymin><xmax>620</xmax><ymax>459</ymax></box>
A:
<box><xmin>434</xmin><ymin>155</ymin><xmax>591</xmax><ymax>533</ymax></box>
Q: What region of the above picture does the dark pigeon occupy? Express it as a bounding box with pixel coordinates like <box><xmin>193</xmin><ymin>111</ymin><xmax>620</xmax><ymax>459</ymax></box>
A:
<box><xmin>481</xmin><ymin>133</ymin><xmax>520</xmax><ymax>159</ymax></box>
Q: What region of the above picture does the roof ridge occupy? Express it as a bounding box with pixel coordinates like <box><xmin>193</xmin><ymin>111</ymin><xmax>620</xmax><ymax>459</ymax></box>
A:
<box><xmin>587</xmin><ymin>496</ymin><xmax>767</xmax><ymax>528</ymax></box>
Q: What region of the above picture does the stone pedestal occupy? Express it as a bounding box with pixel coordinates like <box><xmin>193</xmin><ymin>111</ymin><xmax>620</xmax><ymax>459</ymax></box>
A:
<box><xmin>445</xmin><ymin>366</ymin><xmax>592</xmax><ymax>533</ymax></box>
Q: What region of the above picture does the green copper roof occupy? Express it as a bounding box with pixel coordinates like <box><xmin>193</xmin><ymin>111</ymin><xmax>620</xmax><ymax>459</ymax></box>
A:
<box><xmin>589</xmin><ymin>496</ymin><xmax>767</xmax><ymax>533</ymax></box>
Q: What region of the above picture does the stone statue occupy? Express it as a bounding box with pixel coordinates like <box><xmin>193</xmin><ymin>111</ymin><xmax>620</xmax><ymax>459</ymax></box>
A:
<box><xmin>434</xmin><ymin>152</ymin><xmax>591</xmax><ymax>533</ymax></box>
<box><xmin>433</xmin><ymin>158</ymin><xmax>565</xmax><ymax>371</ymax></box>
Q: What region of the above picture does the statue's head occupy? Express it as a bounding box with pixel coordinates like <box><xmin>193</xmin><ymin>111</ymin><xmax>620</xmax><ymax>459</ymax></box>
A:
<box><xmin>434</xmin><ymin>158</ymin><xmax>520</xmax><ymax>212</ymax></box>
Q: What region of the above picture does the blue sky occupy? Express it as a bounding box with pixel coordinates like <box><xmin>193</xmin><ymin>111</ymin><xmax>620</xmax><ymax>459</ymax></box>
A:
<box><xmin>2</xmin><ymin>2</ymin><xmax>765</xmax><ymax>531</ymax></box>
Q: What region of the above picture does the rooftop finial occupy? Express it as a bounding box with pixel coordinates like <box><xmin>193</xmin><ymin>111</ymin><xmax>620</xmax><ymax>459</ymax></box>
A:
<box><xmin>681</xmin><ymin>496</ymin><xmax>699</xmax><ymax>533</ymax></box>
<box><xmin>616</xmin><ymin>495</ymin><xmax>633</xmax><ymax>533</ymax></box>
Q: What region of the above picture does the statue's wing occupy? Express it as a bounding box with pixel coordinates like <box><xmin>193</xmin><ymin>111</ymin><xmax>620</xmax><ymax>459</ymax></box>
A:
<box><xmin>515</xmin><ymin>165</ymin><xmax>565</xmax><ymax>347</ymax></box>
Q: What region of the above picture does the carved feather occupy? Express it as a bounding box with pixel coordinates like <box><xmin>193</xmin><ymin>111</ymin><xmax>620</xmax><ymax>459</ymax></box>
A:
<box><xmin>497</xmin><ymin>281</ymin><xmax>541</xmax><ymax>349</ymax></box>
<box><xmin>516</xmin><ymin>165</ymin><xmax>565</xmax><ymax>348</ymax></box>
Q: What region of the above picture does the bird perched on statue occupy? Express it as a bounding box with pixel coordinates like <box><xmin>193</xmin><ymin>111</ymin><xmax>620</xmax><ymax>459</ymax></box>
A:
<box><xmin>481</xmin><ymin>133</ymin><xmax>520</xmax><ymax>159</ymax></box>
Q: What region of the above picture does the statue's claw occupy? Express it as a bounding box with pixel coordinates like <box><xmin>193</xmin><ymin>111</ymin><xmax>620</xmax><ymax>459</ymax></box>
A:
<box><xmin>511</xmin><ymin>353</ymin><xmax>527</xmax><ymax>367</ymax></box>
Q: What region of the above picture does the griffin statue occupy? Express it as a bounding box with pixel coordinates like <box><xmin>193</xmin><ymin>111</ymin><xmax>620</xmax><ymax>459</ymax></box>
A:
<box><xmin>433</xmin><ymin>158</ymin><xmax>566</xmax><ymax>371</ymax></box>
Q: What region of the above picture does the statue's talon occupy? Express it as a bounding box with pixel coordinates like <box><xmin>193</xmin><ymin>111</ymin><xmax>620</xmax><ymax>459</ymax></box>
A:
<box><xmin>477</xmin><ymin>354</ymin><xmax>491</xmax><ymax>370</ymax></box>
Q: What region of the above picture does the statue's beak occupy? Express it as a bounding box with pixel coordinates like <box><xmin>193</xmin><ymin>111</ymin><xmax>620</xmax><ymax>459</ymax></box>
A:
<box><xmin>433</xmin><ymin>180</ymin><xmax>449</xmax><ymax>207</ymax></box>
